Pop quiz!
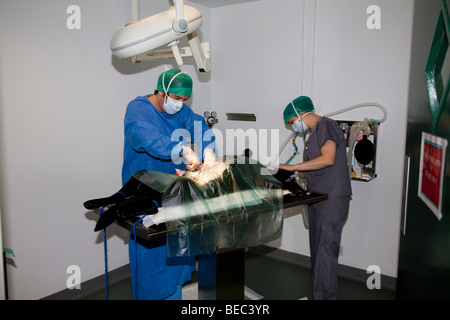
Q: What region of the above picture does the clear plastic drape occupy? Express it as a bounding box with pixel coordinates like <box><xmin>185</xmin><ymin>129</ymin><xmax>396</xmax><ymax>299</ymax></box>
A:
<box><xmin>133</xmin><ymin>156</ymin><xmax>284</xmax><ymax>257</ymax></box>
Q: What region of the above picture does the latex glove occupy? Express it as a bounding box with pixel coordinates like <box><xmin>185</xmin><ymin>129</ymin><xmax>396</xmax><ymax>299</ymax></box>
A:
<box><xmin>202</xmin><ymin>148</ymin><xmax>216</xmax><ymax>168</ymax></box>
<box><xmin>182</xmin><ymin>145</ymin><xmax>200</xmax><ymax>171</ymax></box>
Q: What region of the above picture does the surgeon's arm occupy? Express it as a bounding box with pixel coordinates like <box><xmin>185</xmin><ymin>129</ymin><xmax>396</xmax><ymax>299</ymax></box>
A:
<box><xmin>124</xmin><ymin>107</ymin><xmax>182</xmax><ymax>160</ymax></box>
<box><xmin>278</xmin><ymin>140</ymin><xmax>336</xmax><ymax>172</ymax></box>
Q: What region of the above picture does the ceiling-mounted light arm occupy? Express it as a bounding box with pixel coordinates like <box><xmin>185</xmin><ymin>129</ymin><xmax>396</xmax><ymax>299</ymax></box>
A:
<box><xmin>188</xmin><ymin>32</ymin><xmax>210</xmax><ymax>72</ymax></box>
<box><xmin>129</xmin><ymin>0</ymin><xmax>140</xmax><ymax>63</ymax></box>
<box><xmin>133</xmin><ymin>42</ymin><xmax>210</xmax><ymax>64</ymax></box>
<box><xmin>130</xmin><ymin>0</ymin><xmax>140</xmax><ymax>22</ymax></box>
<box><xmin>172</xmin><ymin>0</ymin><xmax>188</xmax><ymax>34</ymax></box>
<box><xmin>168</xmin><ymin>40</ymin><xmax>184</xmax><ymax>65</ymax></box>
<box><xmin>169</xmin><ymin>0</ymin><xmax>187</xmax><ymax>65</ymax></box>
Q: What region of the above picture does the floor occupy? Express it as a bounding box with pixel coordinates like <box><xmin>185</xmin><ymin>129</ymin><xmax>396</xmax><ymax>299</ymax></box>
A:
<box><xmin>81</xmin><ymin>251</ymin><xmax>395</xmax><ymax>300</ymax></box>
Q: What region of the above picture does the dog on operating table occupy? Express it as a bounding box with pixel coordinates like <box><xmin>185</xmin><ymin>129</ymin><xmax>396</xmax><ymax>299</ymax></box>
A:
<box><xmin>84</xmin><ymin>169</ymin><xmax>300</xmax><ymax>231</ymax></box>
<box><xmin>83</xmin><ymin>177</ymin><xmax>162</xmax><ymax>231</ymax></box>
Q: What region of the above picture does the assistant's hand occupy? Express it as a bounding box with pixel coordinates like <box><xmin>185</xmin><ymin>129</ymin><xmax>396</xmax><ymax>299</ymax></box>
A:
<box><xmin>182</xmin><ymin>146</ymin><xmax>200</xmax><ymax>171</ymax></box>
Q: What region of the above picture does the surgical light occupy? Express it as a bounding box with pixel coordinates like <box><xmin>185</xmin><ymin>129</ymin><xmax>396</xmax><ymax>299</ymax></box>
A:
<box><xmin>110</xmin><ymin>1</ymin><xmax>210</xmax><ymax>72</ymax></box>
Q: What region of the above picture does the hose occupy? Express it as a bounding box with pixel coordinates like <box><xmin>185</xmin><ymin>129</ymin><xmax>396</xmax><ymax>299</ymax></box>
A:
<box><xmin>285</xmin><ymin>132</ymin><xmax>300</xmax><ymax>164</ymax></box>
<box><xmin>271</xmin><ymin>131</ymin><xmax>296</xmax><ymax>165</ymax></box>
<box><xmin>277</xmin><ymin>102</ymin><xmax>387</xmax><ymax>176</ymax></box>
<box><xmin>324</xmin><ymin>102</ymin><xmax>387</xmax><ymax>123</ymax></box>
<box><xmin>132</xmin><ymin>215</ymin><xmax>147</xmax><ymax>300</ymax></box>
<box><xmin>99</xmin><ymin>207</ymin><xmax>109</xmax><ymax>300</ymax></box>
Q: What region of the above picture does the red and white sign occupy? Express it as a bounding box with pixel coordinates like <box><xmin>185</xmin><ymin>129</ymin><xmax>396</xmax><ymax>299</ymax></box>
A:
<box><xmin>418</xmin><ymin>132</ymin><xmax>447</xmax><ymax>220</ymax></box>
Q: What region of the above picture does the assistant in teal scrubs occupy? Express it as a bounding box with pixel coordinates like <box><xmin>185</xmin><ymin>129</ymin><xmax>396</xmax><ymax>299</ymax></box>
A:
<box><xmin>279</xmin><ymin>96</ymin><xmax>352</xmax><ymax>300</ymax></box>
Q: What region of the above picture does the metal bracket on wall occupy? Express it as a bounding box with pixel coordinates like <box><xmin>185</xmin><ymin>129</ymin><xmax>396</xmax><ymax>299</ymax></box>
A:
<box><xmin>226</xmin><ymin>113</ymin><xmax>256</xmax><ymax>121</ymax></box>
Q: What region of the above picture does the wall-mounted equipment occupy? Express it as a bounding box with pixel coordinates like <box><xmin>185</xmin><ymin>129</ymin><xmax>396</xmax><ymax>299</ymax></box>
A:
<box><xmin>110</xmin><ymin>0</ymin><xmax>210</xmax><ymax>72</ymax></box>
<box><xmin>337</xmin><ymin>119</ymin><xmax>379</xmax><ymax>182</ymax></box>
<box><xmin>204</xmin><ymin>111</ymin><xmax>218</xmax><ymax>128</ymax></box>
<box><xmin>325</xmin><ymin>102</ymin><xmax>386</xmax><ymax>182</ymax></box>
<box><xmin>276</xmin><ymin>102</ymin><xmax>387</xmax><ymax>182</ymax></box>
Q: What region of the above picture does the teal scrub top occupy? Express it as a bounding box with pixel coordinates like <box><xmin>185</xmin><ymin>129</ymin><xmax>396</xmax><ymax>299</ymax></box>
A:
<box><xmin>304</xmin><ymin>117</ymin><xmax>352</xmax><ymax>199</ymax></box>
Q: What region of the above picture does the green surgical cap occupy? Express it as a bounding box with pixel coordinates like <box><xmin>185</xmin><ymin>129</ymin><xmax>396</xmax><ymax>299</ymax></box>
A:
<box><xmin>283</xmin><ymin>96</ymin><xmax>315</xmax><ymax>124</ymax></box>
<box><xmin>156</xmin><ymin>68</ymin><xmax>193</xmax><ymax>97</ymax></box>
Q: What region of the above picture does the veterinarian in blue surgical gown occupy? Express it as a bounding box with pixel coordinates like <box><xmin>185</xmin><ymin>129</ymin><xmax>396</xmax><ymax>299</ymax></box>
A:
<box><xmin>122</xmin><ymin>68</ymin><xmax>216</xmax><ymax>300</ymax></box>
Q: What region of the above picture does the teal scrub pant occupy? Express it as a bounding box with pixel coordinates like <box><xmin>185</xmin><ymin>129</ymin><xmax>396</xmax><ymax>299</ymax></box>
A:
<box><xmin>307</xmin><ymin>196</ymin><xmax>350</xmax><ymax>300</ymax></box>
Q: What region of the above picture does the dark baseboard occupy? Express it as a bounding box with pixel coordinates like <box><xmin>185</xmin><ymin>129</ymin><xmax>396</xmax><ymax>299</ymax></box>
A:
<box><xmin>42</xmin><ymin>245</ymin><xmax>396</xmax><ymax>299</ymax></box>
<box><xmin>41</xmin><ymin>264</ymin><xmax>131</xmax><ymax>300</ymax></box>
<box><xmin>248</xmin><ymin>245</ymin><xmax>397</xmax><ymax>291</ymax></box>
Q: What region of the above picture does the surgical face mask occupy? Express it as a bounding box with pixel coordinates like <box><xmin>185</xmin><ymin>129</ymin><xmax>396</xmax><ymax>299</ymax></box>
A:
<box><xmin>292</xmin><ymin>118</ymin><xmax>308</xmax><ymax>133</ymax></box>
<box><xmin>163</xmin><ymin>95</ymin><xmax>184</xmax><ymax>115</ymax></box>
<box><xmin>290</xmin><ymin>101</ymin><xmax>311</xmax><ymax>134</ymax></box>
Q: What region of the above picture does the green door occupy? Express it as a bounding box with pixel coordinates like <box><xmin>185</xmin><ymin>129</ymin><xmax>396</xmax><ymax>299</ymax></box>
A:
<box><xmin>397</xmin><ymin>0</ymin><xmax>450</xmax><ymax>299</ymax></box>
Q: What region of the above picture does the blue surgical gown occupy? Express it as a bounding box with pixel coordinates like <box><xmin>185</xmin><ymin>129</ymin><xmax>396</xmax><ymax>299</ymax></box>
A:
<box><xmin>122</xmin><ymin>95</ymin><xmax>216</xmax><ymax>300</ymax></box>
